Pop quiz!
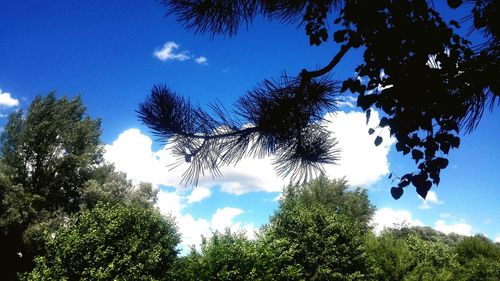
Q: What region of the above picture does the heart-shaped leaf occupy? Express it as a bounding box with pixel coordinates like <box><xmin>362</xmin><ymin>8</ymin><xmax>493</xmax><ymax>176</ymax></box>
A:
<box><xmin>391</xmin><ymin>187</ymin><xmax>404</xmax><ymax>200</ymax></box>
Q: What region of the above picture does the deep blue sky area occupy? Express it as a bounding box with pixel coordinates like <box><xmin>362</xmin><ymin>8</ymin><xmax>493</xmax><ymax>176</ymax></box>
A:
<box><xmin>1</xmin><ymin>0</ymin><xmax>498</xmax><ymax>246</ymax></box>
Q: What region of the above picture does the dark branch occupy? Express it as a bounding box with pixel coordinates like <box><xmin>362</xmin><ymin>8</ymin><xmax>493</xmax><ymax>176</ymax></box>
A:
<box><xmin>300</xmin><ymin>44</ymin><xmax>351</xmax><ymax>79</ymax></box>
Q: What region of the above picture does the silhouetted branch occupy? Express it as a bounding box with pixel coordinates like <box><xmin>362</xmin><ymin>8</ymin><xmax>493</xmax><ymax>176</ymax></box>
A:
<box><xmin>138</xmin><ymin>76</ymin><xmax>341</xmax><ymax>185</ymax></box>
<box><xmin>301</xmin><ymin>44</ymin><xmax>351</xmax><ymax>79</ymax></box>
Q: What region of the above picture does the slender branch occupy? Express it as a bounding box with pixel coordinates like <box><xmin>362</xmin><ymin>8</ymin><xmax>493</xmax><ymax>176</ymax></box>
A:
<box><xmin>178</xmin><ymin>126</ymin><xmax>258</xmax><ymax>140</ymax></box>
<box><xmin>300</xmin><ymin>44</ymin><xmax>351</xmax><ymax>79</ymax></box>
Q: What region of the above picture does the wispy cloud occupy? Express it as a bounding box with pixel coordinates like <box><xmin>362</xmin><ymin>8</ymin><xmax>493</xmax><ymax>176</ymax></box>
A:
<box><xmin>195</xmin><ymin>56</ymin><xmax>208</xmax><ymax>65</ymax></box>
<box><xmin>154</xmin><ymin>41</ymin><xmax>190</xmax><ymax>62</ymax></box>
<box><xmin>0</xmin><ymin>90</ymin><xmax>20</xmax><ymax>107</ymax></box>
<box><xmin>153</xmin><ymin>41</ymin><xmax>208</xmax><ymax>66</ymax></box>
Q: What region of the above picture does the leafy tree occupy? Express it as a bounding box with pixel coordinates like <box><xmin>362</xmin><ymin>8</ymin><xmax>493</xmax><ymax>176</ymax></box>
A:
<box><xmin>254</xmin><ymin>177</ymin><xmax>372</xmax><ymax>280</ymax></box>
<box><xmin>0</xmin><ymin>94</ymin><xmax>158</xmax><ymax>279</ymax></box>
<box><xmin>180</xmin><ymin>229</ymin><xmax>258</xmax><ymax>281</ymax></box>
<box><xmin>23</xmin><ymin>203</ymin><xmax>181</xmax><ymax>281</ymax></box>
<box><xmin>261</xmin><ymin>203</ymin><xmax>371</xmax><ymax>280</ymax></box>
<box><xmin>453</xmin><ymin>235</ymin><xmax>500</xmax><ymax>280</ymax></box>
<box><xmin>366</xmin><ymin>230</ymin><xmax>460</xmax><ymax>281</ymax></box>
<box><xmin>139</xmin><ymin>0</ymin><xmax>498</xmax><ymax>198</ymax></box>
<box><xmin>281</xmin><ymin>175</ymin><xmax>375</xmax><ymax>230</ymax></box>
<box><xmin>1</xmin><ymin>93</ymin><xmax>103</xmax><ymax>212</ymax></box>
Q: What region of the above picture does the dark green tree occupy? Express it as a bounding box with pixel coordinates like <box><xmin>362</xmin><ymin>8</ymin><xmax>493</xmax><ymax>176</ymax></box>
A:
<box><xmin>23</xmin><ymin>203</ymin><xmax>181</xmax><ymax>281</ymax></box>
<box><xmin>139</xmin><ymin>0</ymin><xmax>498</xmax><ymax>198</ymax></box>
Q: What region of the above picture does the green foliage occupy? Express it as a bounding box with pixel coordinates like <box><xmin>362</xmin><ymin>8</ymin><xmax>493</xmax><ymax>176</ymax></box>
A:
<box><xmin>366</xmin><ymin>228</ymin><xmax>500</xmax><ymax>281</ymax></box>
<box><xmin>263</xmin><ymin>204</ymin><xmax>370</xmax><ymax>281</ymax></box>
<box><xmin>180</xmin><ymin>229</ymin><xmax>258</xmax><ymax>281</ymax></box>
<box><xmin>23</xmin><ymin>203</ymin><xmax>180</xmax><ymax>281</ymax></box>
<box><xmin>453</xmin><ymin>235</ymin><xmax>500</xmax><ymax>280</ymax></box>
<box><xmin>258</xmin><ymin>176</ymin><xmax>373</xmax><ymax>280</ymax></box>
<box><xmin>0</xmin><ymin>94</ymin><xmax>158</xmax><ymax>279</ymax></box>
<box><xmin>1</xmin><ymin>93</ymin><xmax>103</xmax><ymax>212</ymax></box>
<box><xmin>281</xmin><ymin>175</ymin><xmax>375</xmax><ymax>230</ymax></box>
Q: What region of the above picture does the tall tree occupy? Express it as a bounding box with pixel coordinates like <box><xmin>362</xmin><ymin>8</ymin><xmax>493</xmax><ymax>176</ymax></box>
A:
<box><xmin>1</xmin><ymin>93</ymin><xmax>103</xmax><ymax>212</ymax></box>
<box><xmin>0</xmin><ymin>93</ymin><xmax>158</xmax><ymax>279</ymax></box>
<box><xmin>139</xmin><ymin>0</ymin><xmax>498</xmax><ymax>198</ymax></box>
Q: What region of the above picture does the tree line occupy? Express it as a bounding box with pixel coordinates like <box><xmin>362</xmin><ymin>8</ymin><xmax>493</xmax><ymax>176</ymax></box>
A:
<box><xmin>1</xmin><ymin>94</ymin><xmax>498</xmax><ymax>280</ymax></box>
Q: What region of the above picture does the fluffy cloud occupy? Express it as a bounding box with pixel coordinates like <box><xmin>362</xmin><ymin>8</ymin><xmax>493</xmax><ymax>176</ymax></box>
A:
<box><xmin>154</xmin><ymin>41</ymin><xmax>190</xmax><ymax>62</ymax></box>
<box><xmin>434</xmin><ymin>220</ymin><xmax>473</xmax><ymax>236</ymax></box>
<box><xmin>187</xmin><ymin>187</ymin><xmax>211</xmax><ymax>204</ymax></box>
<box><xmin>371</xmin><ymin>207</ymin><xmax>475</xmax><ymax>237</ymax></box>
<box><xmin>370</xmin><ymin>207</ymin><xmax>424</xmax><ymax>235</ymax></box>
<box><xmin>195</xmin><ymin>56</ymin><xmax>208</xmax><ymax>64</ymax></box>
<box><xmin>322</xmin><ymin>110</ymin><xmax>394</xmax><ymax>187</ymax></box>
<box><xmin>418</xmin><ymin>190</ymin><xmax>444</xmax><ymax>210</ymax></box>
<box><xmin>0</xmin><ymin>90</ymin><xmax>20</xmax><ymax>107</ymax></box>
<box><xmin>155</xmin><ymin>188</ymin><xmax>253</xmax><ymax>250</ymax></box>
<box><xmin>104</xmin><ymin>109</ymin><xmax>393</xmax><ymax>195</ymax></box>
<box><xmin>495</xmin><ymin>236</ymin><xmax>500</xmax><ymax>243</ymax></box>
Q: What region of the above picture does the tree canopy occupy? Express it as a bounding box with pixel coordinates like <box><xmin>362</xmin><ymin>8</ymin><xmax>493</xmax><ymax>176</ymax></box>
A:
<box><xmin>139</xmin><ymin>0</ymin><xmax>498</xmax><ymax>198</ymax></box>
<box><xmin>23</xmin><ymin>203</ymin><xmax>180</xmax><ymax>281</ymax></box>
<box><xmin>0</xmin><ymin>93</ymin><xmax>158</xmax><ymax>279</ymax></box>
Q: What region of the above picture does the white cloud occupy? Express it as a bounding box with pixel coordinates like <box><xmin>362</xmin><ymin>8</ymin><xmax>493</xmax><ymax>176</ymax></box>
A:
<box><xmin>418</xmin><ymin>190</ymin><xmax>444</xmax><ymax>210</ymax></box>
<box><xmin>155</xmin><ymin>188</ymin><xmax>254</xmax><ymax>251</ymax></box>
<box><xmin>104</xmin><ymin>110</ymin><xmax>393</xmax><ymax>196</ymax></box>
<box><xmin>210</xmin><ymin>207</ymin><xmax>243</xmax><ymax>232</ymax></box>
<box><xmin>322</xmin><ymin>111</ymin><xmax>394</xmax><ymax>187</ymax></box>
<box><xmin>495</xmin><ymin>236</ymin><xmax>500</xmax><ymax>243</ymax></box>
<box><xmin>338</xmin><ymin>95</ymin><xmax>357</xmax><ymax>108</ymax></box>
<box><xmin>156</xmin><ymin>189</ymin><xmax>185</xmax><ymax>216</ymax></box>
<box><xmin>187</xmin><ymin>187</ymin><xmax>211</xmax><ymax>204</ymax></box>
<box><xmin>440</xmin><ymin>213</ymin><xmax>451</xmax><ymax>218</ymax></box>
<box><xmin>195</xmin><ymin>56</ymin><xmax>208</xmax><ymax>64</ymax></box>
<box><xmin>434</xmin><ymin>220</ymin><xmax>473</xmax><ymax>236</ymax></box>
<box><xmin>371</xmin><ymin>208</ymin><xmax>478</xmax><ymax>238</ymax></box>
<box><xmin>154</xmin><ymin>41</ymin><xmax>190</xmax><ymax>62</ymax></box>
<box><xmin>0</xmin><ymin>90</ymin><xmax>20</xmax><ymax>107</ymax></box>
<box><xmin>370</xmin><ymin>207</ymin><xmax>424</xmax><ymax>235</ymax></box>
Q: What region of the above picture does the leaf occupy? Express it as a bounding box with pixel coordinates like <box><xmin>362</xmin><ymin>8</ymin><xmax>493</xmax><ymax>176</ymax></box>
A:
<box><xmin>435</xmin><ymin>157</ymin><xmax>449</xmax><ymax>169</ymax></box>
<box><xmin>374</xmin><ymin>136</ymin><xmax>383</xmax><ymax>146</ymax></box>
<box><xmin>368</xmin><ymin>128</ymin><xmax>375</xmax><ymax>135</ymax></box>
<box><xmin>411</xmin><ymin>149</ymin><xmax>424</xmax><ymax>162</ymax></box>
<box><xmin>388</xmin><ymin>172</ymin><xmax>392</xmax><ymax>179</ymax></box>
<box><xmin>449</xmin><ymin>20</ymin><xmax>460</xmax><ymax>28</ymax></box>
<box><xmin>391</xmin><ymin>187</ymin><xmax>404</xmax><ymax>200</ymax></box>
<box><xmin>379</xmin><ymin>117</ymin><xmax>389</xmax><ymax>127</ymax></box>
<box><xmin>333</xmin><ymin>30</ymin><xmax>348</xmax><ymax>43</ymax></box>
<box><xmin>366</xmin><ymin>109</ymin><xmax>371</xmax><ymax>125</ymax></box>
<box><xmin>447</xmin><ymin>0</ymin><xmax>463</xmax><ymax>9</ymax></box>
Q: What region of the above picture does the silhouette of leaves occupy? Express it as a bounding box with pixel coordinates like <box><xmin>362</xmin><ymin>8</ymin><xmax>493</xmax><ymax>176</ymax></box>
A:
<box><xmin>154</xmin><ymin>0</ymin><xmax>498</xmax><ymax>198</ymax></box>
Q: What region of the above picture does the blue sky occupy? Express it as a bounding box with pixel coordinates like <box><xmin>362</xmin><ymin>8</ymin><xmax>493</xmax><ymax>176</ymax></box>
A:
<box><xmin>1</xmin><ymin>0</ymin><xmax>499</xmax><ymax>249</ymax></box>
